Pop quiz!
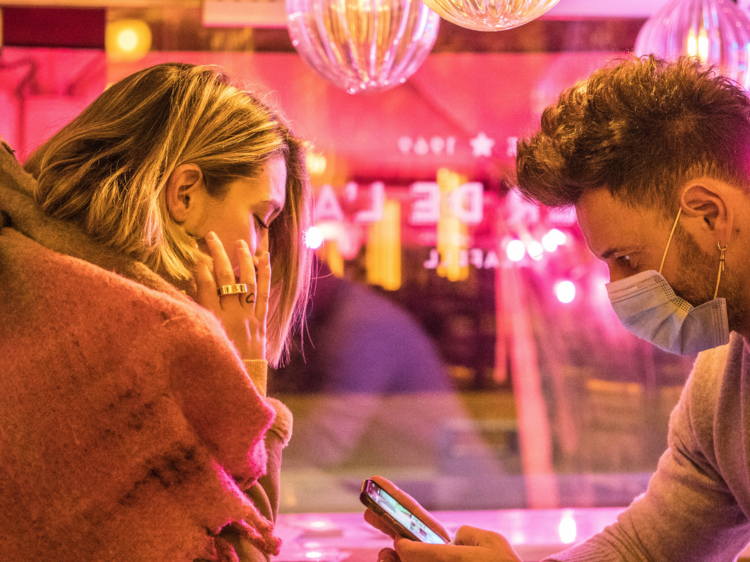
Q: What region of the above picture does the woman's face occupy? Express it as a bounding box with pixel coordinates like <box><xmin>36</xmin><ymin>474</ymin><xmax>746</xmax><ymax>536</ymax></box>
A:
<box><xmin>191</xmin><ymin>155</ymin><xmax>287</xmax><ymax>276</ymax></box>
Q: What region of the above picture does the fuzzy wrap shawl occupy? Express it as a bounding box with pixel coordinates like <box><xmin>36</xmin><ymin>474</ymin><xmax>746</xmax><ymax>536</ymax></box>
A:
<box><xmin>0</xmin><ymin>143</ymin><xmax>278</xmax><ymax>561</ymax></box>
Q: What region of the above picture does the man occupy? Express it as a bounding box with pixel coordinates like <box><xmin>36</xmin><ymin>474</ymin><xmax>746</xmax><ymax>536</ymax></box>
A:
<box><xmin>367</xmin><ymin>55</ymin><xmax>750</xmax><ymax>561</ymax></box>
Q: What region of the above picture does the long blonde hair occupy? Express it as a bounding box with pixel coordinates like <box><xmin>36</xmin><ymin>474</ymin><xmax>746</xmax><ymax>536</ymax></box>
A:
<box><xmin>25</xmin><ymin>63</ymin><xmax>311</xmax><ymax>366</ymax></box>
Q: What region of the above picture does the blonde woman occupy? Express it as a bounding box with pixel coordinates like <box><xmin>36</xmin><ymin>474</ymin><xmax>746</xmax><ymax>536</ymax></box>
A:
<box><xmin>0</xmin><ymin>63</ymin><xmax>310</xmax><ymax>561</ymax></box>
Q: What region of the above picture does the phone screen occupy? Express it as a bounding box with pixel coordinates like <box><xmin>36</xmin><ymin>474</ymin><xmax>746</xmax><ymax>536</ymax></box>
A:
<box><xmin>361</xmin><ymin>479</ymin><xmax>448</xmax><ymax>545</ymax></box>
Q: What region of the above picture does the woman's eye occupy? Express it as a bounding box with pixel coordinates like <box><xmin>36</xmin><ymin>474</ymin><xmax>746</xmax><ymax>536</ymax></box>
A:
<box><xmin>254</xmin><ymin>215</ymin><xmax>269</xmax><ymax>230</ymax></box>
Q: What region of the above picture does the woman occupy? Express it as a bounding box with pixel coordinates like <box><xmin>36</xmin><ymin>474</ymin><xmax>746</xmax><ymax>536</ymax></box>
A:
<box><xmin>0</xmin><ymin>63</ymin><xmax>310</xmax><ymax>561</ymax></box>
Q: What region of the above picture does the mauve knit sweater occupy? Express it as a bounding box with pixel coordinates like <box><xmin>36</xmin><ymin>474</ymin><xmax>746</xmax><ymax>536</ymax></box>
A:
<box><xmin>546</xmin><ymin>335</ymin><xmax>750</xmax><ymax>561</ymax></box>
<box><xmin>0</xmin><ymin>142</ymin><xmax>291</xmax><ymax>561</ymax></box>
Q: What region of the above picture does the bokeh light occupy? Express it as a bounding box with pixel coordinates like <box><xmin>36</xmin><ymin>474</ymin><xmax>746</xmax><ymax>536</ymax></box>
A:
<box><xmin>527</xmin><ymin>241</ymin><xmax>544</xmax><ymax>260</ymax></box>
<box><xmin>558</xmin><ymin>512</ymin><xmax>577</xmax><ymax>544</ymax></box>
<box><xmin>106</xmin><ymin>19</ymin><xmax>152</xmax><ymax>62</ymax></box>
<box><xmin>550</xmin><ymin>228</ymin><xmax>567</xmax><ymax>246</ymax></box>
<box><xmin>307</xmin><ymin>152</ymin><xmax>327</xmax><ymax>176</ymax></box>
<box><xmin>117</xmin><ymin>29</ymin><xmax>138</xmax><ymax>52</ymax></box>
<box><xmin>506</xmin><ymin>239</ymin><xmax>525</xmax><ymax>262</ymax></box>
<box><xmin>555</xmin><ymin>280</ymin><xmax>576</xmax><ymax>304</ymax></box>
<box><xmin>542</xmin><ymin>228</ymin><xmax>567</xmax><ymax>252</ymax></box>
<box><xmin>304</xmin><ymin>226</ymin><xmax>324</xmax><ymax>249</ymax></box>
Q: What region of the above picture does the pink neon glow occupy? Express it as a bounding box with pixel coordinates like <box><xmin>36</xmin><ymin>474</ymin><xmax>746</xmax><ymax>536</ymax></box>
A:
<box><xmin>528</xmin><ymin>241</ymin><xmax>544</xmax><ymax>260</ymax></box>
<box><xmin>542</xmin><ymin>229</ymin><xmax>567</xmax><ymax>252</ymax></box>
<box><xmin>304</xmin><ymin>226</ymin><xmax>324</xmax><ymax>249</ymax></box>
<box><xmin>507</xmin><ymin>239</ymin><xmax>525</xmax><ymax>262</ymax></box>
<box><xmin>558</xmin><ymin>512</ymin><xmax>577</xmax><ymax>544</ymax></box>
<box><xmin>550</xmin><ymin>228</ymin><xmax>567</xmax><ymax>246</ymax></box>
<box><xmin>542</xmin><ymin>233</ymin><xmax>557</xmax><ymax>252</ymax></box>
<box><xmin>555</xmin><ymin>281</ymin><xmax>576</xmax><ymax>303</ymax></box>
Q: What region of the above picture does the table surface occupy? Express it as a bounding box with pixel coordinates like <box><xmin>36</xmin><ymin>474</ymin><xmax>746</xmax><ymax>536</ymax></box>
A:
<box><xmin>275</xmin><ymin>508</ymin><xmax>750</xmax><ymax>562</ymax></box>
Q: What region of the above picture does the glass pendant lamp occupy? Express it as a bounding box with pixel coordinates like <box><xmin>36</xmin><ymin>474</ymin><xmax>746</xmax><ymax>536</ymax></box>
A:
<box><xmin>419</xmin><ymin>0</ymin><xmax>560</xmax><ymax>32</ymax></box>
<box><xmin>635</xmin><ymin>0</ymin><xmax>750</xmax><ymax>89</ymax></box>
<box><xmin>286</xmin><ymin>0</ymin><xmax>440</xmax><ymax>93</ymax></box>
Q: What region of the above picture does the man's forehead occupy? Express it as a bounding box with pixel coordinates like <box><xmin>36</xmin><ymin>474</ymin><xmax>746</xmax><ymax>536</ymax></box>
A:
<box><xmin>575</xmin><ymin>190</ymin><xmax>655</xmax><ymax>257</ymax></box>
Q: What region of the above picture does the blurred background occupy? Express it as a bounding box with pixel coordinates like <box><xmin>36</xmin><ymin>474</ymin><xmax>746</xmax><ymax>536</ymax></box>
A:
<box><xmin>1</xmin><ymin>0</ymin><xmax>729</xmax><ymax>516</ymax></box>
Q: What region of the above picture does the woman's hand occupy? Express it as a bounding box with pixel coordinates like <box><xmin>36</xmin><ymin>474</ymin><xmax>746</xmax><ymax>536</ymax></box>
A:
<box><xmin>193</xmin><ymin>231</ymin><xmax>271</xmax><ymax>361</ymax></box>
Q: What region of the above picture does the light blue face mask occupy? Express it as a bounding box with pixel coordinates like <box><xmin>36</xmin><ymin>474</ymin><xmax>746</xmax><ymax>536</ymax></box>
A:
<box><xmin>605</xmin><ymin>208</ymin><xmax>730</xmax><ymax>355</ymax></box>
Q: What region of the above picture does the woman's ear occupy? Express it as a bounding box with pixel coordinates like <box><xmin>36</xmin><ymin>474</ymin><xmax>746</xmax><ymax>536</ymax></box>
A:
<box><xmin>165</xmin><ymin>164</ymin><xmax>204</xmax><ymax>224</ymax></box>
<box><xmin>679</xmin><ymin>179</ymin><xmax>734</xmax><ymax>246</ymax></box>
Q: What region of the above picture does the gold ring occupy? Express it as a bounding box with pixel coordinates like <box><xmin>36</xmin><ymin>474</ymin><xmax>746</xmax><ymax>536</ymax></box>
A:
<box><xmin>217</xmin><ymin>283</ymin><xmax>249</xmax><ymax>296</ymax></box>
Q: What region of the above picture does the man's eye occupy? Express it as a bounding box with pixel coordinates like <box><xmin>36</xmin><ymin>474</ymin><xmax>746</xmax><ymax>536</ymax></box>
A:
<box><xmin>618</xmin><ymin>255</ymin><xmax>636</xmax><ymax>268</ymax></box>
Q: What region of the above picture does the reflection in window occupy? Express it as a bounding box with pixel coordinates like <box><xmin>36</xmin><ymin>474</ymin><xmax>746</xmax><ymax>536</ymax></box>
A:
<box><xmin>271</xmin><ymin>186</ymin><xmax>694</xmax><ymax>514</ymax></box>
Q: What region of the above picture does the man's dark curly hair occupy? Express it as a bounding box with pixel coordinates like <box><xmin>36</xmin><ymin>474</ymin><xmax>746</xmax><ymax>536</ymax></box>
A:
<box><xmin>516</xmin><ymin>55</ymin><xmax>750</xmax><ymax>215</ymax></box>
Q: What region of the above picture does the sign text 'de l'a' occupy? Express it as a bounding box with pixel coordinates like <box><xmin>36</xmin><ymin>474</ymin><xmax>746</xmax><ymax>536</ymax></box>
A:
<box><xmin>314</xmin><ymin>181</ymin><xmax>484</xmax><ymax>226</ymax></box>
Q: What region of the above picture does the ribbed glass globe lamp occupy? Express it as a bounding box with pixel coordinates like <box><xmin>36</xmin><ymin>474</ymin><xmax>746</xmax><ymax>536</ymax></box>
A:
<box><xmin>419</xmin><ymin>0</ymin><xmax>560</xmax><ymax>32</ymax></box>
<box><xmin>635</xmin><ymin>0</ymin><xmax>750</xmax><ymax>89</ymax></box>
<box><xmin>286</xmin><ymin>0</ymin><xmax>440</xmax><ymax>94</ymax></box>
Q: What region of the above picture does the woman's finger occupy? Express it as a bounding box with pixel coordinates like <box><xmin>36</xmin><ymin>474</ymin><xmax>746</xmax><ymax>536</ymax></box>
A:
<box><xmin>193</xmin><ymin>248</ymin><xmax>221</xmax><ymax>310</ymax></box>
<box><xmin>236</xmin><ymin>240</ymin><xmax>257</xmax><ymax>310</ymax></box>
<box><xmin>205</xmin><ymin>232</ymin><xmax>242</xmax><ymax>309</ymax></box>
<box><xmin>255</xmin><ymin>251</ymin><xmax>271</xmax><ymax>324</ymax></box>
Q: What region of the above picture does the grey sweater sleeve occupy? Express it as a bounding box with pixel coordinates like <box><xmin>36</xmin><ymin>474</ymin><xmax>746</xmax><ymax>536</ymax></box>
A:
<box><xmin>545</xmin><ymin>342</ymin><xmax>750</xmax><ymax>562</ymax></box>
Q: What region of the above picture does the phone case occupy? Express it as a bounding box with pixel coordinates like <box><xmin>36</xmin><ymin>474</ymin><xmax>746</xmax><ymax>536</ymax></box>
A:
<box><xmin>359</xmin><ymin>479</ymin><xmax>448</xmax><ymax>544</ymax></box>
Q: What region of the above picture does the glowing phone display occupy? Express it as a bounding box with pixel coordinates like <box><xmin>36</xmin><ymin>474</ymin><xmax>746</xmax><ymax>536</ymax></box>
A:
<box><xmin>360</xmin><ymin>479</ymin><xmax>448</xmax><ymax>545</ymax></box>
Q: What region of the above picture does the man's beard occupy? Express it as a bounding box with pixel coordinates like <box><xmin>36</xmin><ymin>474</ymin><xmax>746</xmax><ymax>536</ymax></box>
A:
<box><xmin>671</xmin><ymin>225</ymin><xmax>745</xmax><ymax>333</ymax></box>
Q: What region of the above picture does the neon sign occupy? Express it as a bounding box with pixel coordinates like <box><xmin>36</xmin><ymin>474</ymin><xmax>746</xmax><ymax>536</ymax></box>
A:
<box><xmin>313</xmin><ymin>181</ymin><xmax>484</xmax><ymax>226</ymax></box>
<box><xmin>423</xmin><ymin>248</ymin><xmax>501</xmax><ymax>270</ymax></box>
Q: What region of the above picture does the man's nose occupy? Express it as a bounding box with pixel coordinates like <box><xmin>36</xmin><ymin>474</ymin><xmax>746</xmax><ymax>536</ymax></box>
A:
<box><xmin>608</xmin><ymin>268</ymin><xmax>625</xmax><ymax>283</ymax></box>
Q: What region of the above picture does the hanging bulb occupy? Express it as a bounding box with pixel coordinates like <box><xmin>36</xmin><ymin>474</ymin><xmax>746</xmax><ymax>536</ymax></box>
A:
<box><xmin>419</xmin><ymin>0</ymin><xmax>560</xmax><ymax>32</ymax></box>
<box><xmin>286</xmin><ymin>0</ymin><xmax>440</xmax><ymax>93</ymax></box>
<box><xmin>635</xmin><ymin>0</ymin><xmax>750</xmax><ymax>89</ymax></box>
<box><xmin>687</xmin><ymin>27</ymin><xmax>698</xmax><ymax>58</ymax></box>
<box><xmin>106</xmin><ymin>19</ymin><xmax>152</xmax><ymax>62</ymax></box>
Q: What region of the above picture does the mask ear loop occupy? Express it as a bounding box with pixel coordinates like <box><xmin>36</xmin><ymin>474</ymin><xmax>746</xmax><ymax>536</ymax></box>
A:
<box><xmin>714</xmin><ymin>242</ymin><xmax>728</xmax><ymax>299</ymax></box>
<box><xmin>659</xmin><ymin>208</ymin><xmax>683</xmax><ymax>275</ymax></box>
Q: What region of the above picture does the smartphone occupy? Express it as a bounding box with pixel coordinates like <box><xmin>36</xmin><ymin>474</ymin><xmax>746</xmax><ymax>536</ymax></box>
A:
<box><xmin>360</xmin><ymin>478</ymin><xmax>449</xmax><ymax>545</ymax></box>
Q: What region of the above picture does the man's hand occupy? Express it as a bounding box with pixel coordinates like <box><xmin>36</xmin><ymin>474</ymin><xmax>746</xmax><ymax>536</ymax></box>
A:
<box><xmin>378</xmin><ymin>526</ymin><xmax>523</xmax><ymax>562</ymax></box>
<box><xmin>363</xmin><ymin>476</ymin><xmax>451</xmax><ymax>542</ymax></box>
<box><xmin>363</xmin><ymin>476</ymin><xmax>522</xmax><ymax>562</ymax></box>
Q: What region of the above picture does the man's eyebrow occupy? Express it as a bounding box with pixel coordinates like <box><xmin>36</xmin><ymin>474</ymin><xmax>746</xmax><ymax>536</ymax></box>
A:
<box><xmin>600</xmin><ymin>248</ymin><xmax>619</xmax><ymax>260</ymax></box>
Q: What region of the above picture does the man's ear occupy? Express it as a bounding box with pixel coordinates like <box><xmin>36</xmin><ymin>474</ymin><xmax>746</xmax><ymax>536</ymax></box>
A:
<box><xmin>679</xmin><ymin>179</ymin><xmax>734</xmax><ymax>246</ymax></box>
<box><xmin>165</xmin><ymin>164</ymin><xmax>204</xmax><ymax>224</ymax></box>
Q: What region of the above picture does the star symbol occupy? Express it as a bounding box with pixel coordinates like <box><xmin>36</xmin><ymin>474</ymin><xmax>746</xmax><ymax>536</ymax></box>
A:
<box><xmin>470</xmin><ymin>132</ymin><xmax>495</xmax><ymax>158</ymax></box>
